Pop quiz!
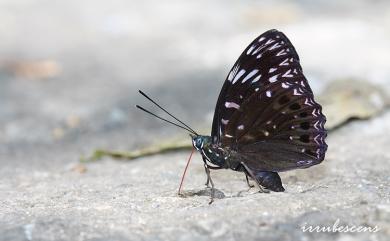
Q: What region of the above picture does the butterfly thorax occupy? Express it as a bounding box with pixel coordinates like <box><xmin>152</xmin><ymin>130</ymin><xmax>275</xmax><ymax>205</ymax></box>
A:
<box><xmin>192</xmin><ymin>135</ymin><xmax>242</xmax><ymax>170</ymax></box>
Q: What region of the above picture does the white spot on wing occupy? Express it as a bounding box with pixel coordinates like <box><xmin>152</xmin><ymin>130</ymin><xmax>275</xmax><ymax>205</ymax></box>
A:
<box><xmin>228</xmin><ymin>65</ymin><xmax>239</xmax><ymax>82</ymax></box>
<box><xmin>252</xmin><ymin>75</ymin><xmax>261</xmax><ymax>83</ymax></box>
<box><xmin>237</xmin><ymin>125</ymin><xmax>244</xmax><ymax>130</ymax></box>
<box><xmin>242</xmin><ymin>69</ymin><xmax>259</xmax><ymax>83</ymax></box>
<box><xmin>269</xmin><ymin>68</ymin><xmax>277</xmax><ymax>73</ymax></box>
<box><xmin>228</xmin><ymin>71</ymin><xmax>234</xmax><ymax>81</ymax></box>
<box><xmin>282</xmin><ymin>69</ymin><xmax>293</xmax><ymax>77</ymax></box>
<box><xmin>279</xmin><ymin>58</ymin><xmax>289</xmax><ymax>66</ymax></box>
<box><xmin>281</xmin><ymin>82</ymin><xmax>289</xmax><ymax>88</ymax></box>
<box><xmin>258</xmin><ymin>37</ymin><xmax>265</xmax><ymax>42</ymax></box>
<box><xmin>265</xmin><ymin>39</ymin><xmax>275</xmax><ymax>45</ymax></box>
<box><xmin>232</xmin><ymin>69</ymin><xmax>246</xmax><ymax>84</ymax></box>
<box><xmin>266</xmin><ymin>90</ymin><xmax>272</xmax><ymax>97</ymax></box>
<box><xmin>269</xmin><ymin>42</ymin><xmax>281</xmax><ymax>50</ymax></box>
<box><xmin>221</xmin><ymin>119</ymin><xmax>229</xmax><ymax>125</ymax></box>
<box><xmin>304</xmin><ymin>99</ymin><xmax>314</xmax><ymax>106</ymax></box>
<box><xmin>225</xmin><ymin>134</ymin><xmax>234</xmax><ymax>138</ymax></box>
<box><xmin>253</xmin><ymin>46</ymin><xmax>265</xmax><ymax>55</ymax></box>
<box><xmin>276</xmin><ymin>49</ymin><xmax>287</xmax><ymax>56</ymax></box>
<box><xmin>314</xmin><ymin>134</ymin><xmax>320</xmax><ymax>144</ymax></box>
<box><xmin>225</xmin><ymin>102</ymin><xmax>240</xmax><ymax>109</ymax></box>
<box><xmin>293</xmin><ymin>89</ymin><xmax>302</xmax><ymax>96</ymax></box>
<box><xmin>247</xmin><ymin>45</ymin><xmax>256</xmax><ymax>55</ymax></box>
<box><xmin>269</xmin><ymin>74</ymin><xmax>279</xmax><ymax>83</ymax></box>
<box><xmin>313</xmin><ymin>120</ymin><xmax>319</xmax><ymax>129</ymax></box>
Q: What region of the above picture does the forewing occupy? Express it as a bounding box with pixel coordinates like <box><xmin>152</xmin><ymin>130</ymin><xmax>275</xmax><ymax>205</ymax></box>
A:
<box><xmin>211</xmin><ymin>29</ymin><xmax>327</xmax><ymax>171</ymax></box>
<box><xmin>211</xmin><ymin>29</ymin><xmax>306</xmax><ymax>143</ymax></box>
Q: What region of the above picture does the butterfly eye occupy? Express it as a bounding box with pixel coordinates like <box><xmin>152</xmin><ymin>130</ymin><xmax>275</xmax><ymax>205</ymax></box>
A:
<box><xmin>194</xmin><ymin>138</ymin><xmax>203</xmax><ymax>149</ymax></box>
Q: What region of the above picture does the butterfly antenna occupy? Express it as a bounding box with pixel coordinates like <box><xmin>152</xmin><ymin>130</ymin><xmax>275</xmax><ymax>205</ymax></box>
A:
<box><xmin>138</xmin><ymin>90</ymin><xmax>199</xmax><ymax>135</ymax></box>
<box><xmin>135</xmin><ymin>105</ymin><xmax>196</xmax><ymax>134</ymax></box>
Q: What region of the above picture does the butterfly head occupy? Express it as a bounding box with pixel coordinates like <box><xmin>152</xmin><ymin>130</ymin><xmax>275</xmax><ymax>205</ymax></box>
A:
<box><xmin>191</xmin><ymin>135</ymin><xmax>211</xmax><ymax>151</ymax></box>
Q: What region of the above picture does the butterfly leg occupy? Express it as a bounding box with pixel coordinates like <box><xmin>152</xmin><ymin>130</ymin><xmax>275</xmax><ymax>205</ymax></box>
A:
<box><xmin>201</xmin><ymin>157</ymin><xmax>223</xmax><ymax>204</ymax></box>
<box><xmin>202</xmin><ymin>157</ymin><xmax>211</xmax><ymax>187</ymax></box>
<box><xmin>203</xmin><ymin>166</ymin><xmax>215</xmax><ymax>204</ymax></box>
<box><xmin>240</xmin><ymin>162</ymin><xmax>269</xmax><ymax>193</ymax></box>
<box><xmin>245</xmin><ymin>174</ymin><xmax>255</xmax><ymax>189</ymax></box>
<box><xmin>202</xmin><ymin>157</ymin><xmax>222</xmax><ymax>187</ymax></box>
<box><xmin>203</xmin><ymin>164</ymin><xmax>211</xmax><ymax>187</ymax></box>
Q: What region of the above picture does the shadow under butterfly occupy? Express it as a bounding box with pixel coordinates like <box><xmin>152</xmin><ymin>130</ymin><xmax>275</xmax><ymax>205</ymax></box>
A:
<box><xmin>137</xmin><ymin>29</ymin><xmax>328</xmax><ymax>204</ymax></box>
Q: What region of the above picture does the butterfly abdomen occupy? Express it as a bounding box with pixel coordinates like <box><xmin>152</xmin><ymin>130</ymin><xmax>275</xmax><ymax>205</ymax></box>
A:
<box><xmin>254</xmin><ymin>171</ymin><xmax>285</xmax><ymax>192</ymax></box>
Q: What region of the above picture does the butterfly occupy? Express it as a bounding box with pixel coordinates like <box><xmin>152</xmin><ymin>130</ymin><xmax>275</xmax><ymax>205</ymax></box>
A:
<box><xmin>137</xmin><ymin>29</ymin><xmax>327</xmax><ymax>204</ymax></box>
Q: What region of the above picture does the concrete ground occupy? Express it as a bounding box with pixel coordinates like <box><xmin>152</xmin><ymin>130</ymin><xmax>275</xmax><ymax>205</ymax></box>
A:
<box><xmin>0</xmin><ymin>0</ymin><xmax>389</xmax><ymax>240</ymax></box>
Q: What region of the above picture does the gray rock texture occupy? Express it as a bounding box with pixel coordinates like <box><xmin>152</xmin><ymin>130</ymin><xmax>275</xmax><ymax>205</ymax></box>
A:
<box><xmin>2</xmin><ymin>112</ymin><xmax>390</xmax><ymax>241</ymax></box>
<box><xmin>0</xmin><ymin>0</ymin><xmax>389</xmax><ymax>240</ymax></box>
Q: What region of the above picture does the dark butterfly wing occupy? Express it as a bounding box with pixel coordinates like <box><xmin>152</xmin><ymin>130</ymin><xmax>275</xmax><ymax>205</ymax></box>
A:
<box><xmin>211</xmin><ymin>29</ymin><xmax>327</xmax><ymax>172</ymax></box>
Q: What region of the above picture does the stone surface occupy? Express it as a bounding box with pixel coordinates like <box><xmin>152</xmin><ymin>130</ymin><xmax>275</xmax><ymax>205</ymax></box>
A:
<box><xmin>1</xmin><ymin>0</ymin><xmax>390</xmax><ymax>240</ymax></box>
<box><xmin>1</xmin><ymin>112</ymin><xmax>389</xmax><ymax>241</ymax></box>
<box><xmin>320</xmin><ymin>79</ymin><xmax>390</xmax><ymax>129</ymax></box>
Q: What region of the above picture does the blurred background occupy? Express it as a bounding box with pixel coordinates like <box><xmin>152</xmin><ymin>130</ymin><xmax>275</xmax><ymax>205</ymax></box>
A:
<box><xmin>1</xmin><ymin>0</ymin><xmax>390</xmax><ymax>161</ymax></box>
<box><xmin>1</xmin><ymin>1</ymin><xmax>390</xmax><ymax>240</ymax></box>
